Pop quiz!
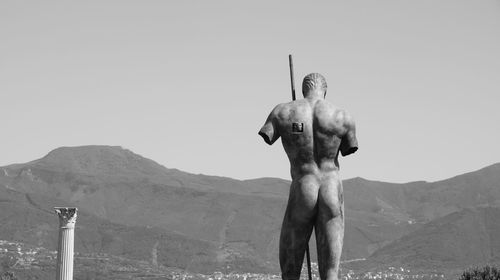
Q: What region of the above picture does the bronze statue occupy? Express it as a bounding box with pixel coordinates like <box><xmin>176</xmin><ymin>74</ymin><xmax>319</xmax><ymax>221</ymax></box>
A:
<box><xmin>259</xmin><ymin>73</ymin><xmax>358</xmax><ymax>280</ymax></box>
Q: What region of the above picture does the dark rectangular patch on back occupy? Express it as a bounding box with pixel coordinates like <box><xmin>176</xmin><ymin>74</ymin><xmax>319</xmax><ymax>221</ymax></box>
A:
<box><xmin>292</xmin><ymin>122</ymin><xmax>304</xmax><ymax>133</ymax></box>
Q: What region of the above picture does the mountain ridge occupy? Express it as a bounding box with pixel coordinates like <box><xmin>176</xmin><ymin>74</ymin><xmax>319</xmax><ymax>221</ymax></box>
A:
<box><xmin>5</xmin><ymin>145</ymin><xmax>499</xmax><ymax>193</ymax></box>
<box><xmin>1</xmin><ymin>145</ymin><xmax>499</xmax><ymax>273</ymax></box>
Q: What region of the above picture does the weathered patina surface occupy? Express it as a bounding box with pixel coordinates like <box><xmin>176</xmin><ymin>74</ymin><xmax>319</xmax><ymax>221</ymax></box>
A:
<box><xmin>259</xmin><ymin>73</ymin><xmax>358</xmax><ymax>280</ymax></box>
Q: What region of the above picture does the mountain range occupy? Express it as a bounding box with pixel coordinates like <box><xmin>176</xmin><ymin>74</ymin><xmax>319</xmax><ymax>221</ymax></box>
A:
<box><xmin>0</xmin><ymin>145</ymin><xmax>499</xmax><ymax>274</ymax></box>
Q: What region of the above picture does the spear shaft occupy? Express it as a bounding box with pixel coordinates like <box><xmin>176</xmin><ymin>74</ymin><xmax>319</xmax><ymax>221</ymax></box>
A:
<box><xmin>289</xmin><ymin>55</ymin><xmax>297</xmax><ymax>101</ymax></box>
<box><xmin>288</xmin><ymin>54</ymin><xmax>313</xmax><ymax>280</ymax></box>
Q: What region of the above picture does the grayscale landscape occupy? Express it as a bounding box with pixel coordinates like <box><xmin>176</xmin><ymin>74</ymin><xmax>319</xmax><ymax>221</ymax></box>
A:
<box><xmin>1</xmin><ymin>146</ymin><xmax>499</xmax><ymax>279</ymax></box>
<box><xmin>2</xmin><ymin>2</ymin><xmax>499</xmax><ymax>279</ymax></box>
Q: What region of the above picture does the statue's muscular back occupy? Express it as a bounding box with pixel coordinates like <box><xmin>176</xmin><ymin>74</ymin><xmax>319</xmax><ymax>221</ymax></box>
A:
<box><xmin>260</xmin><ymin>97</ymin><xmax>357</xmax><ymax>181</ymax></box>
<box><xmin>276</xmin><ymin>98</ymin><xmax>350</xmax><ymax>179</ymax></box>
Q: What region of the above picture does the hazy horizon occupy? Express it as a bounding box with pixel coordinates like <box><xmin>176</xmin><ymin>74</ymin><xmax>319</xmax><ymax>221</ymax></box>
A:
<box><xmin>1</xmin><ymin>1</ymin><xmax>499</xmax><ymax>183</ymax></box>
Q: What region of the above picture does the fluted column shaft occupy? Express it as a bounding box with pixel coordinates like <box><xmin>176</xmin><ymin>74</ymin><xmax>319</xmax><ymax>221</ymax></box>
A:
<box><xmin>55</xmin><ymin>207</ymin><xmax>77</xmax><ymax>280</ymax></box>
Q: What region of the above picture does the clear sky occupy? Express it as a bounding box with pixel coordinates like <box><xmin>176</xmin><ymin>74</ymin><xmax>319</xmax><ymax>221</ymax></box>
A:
<box><xmin>1</xmin><ymin>1</ymin><xmax>499</xmax><ymax>183</ymax></box>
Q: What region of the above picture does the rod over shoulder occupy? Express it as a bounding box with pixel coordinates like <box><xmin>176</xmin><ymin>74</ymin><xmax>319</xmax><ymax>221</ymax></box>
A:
<box><xmin>289</xmin><ymin>54</ymin><xmax>296</xmax><ymax>101</ymax></box>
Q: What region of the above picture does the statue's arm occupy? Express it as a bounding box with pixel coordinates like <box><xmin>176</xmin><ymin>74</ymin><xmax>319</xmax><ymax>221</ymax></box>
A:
<box><xmin>340</xmin><ymin>112</ymin><xmax>358</xmax><ymax>156</ymax></box>
<box><xmin>258</xmin><ymin>105</ymin><xmax>281</xmax><ymax>145</ymax></box>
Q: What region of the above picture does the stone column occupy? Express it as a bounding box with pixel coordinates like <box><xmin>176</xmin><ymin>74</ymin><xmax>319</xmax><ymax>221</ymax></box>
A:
<box><xmin>55</xmin><ymin>207</ymin><xmax>77</xmax><ymax>280</ymax></box>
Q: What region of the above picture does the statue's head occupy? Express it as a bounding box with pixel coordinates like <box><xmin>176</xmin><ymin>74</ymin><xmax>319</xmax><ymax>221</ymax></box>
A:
<box><xmin>302</xmin><ymin>73</ymin><xmax>327</xmax><ymax>98</ymax></box>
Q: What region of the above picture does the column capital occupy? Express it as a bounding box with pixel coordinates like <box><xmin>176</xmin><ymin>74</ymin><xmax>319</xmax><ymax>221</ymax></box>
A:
<box><xmin>55</xmin><ymin>207</ymin><xmax>78</xmax><ymax>228</ymax></box>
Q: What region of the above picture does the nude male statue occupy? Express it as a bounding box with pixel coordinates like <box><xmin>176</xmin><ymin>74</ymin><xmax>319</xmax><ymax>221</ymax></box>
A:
<box><xmin>259</xmin><ymin>73</ymin><xmax>358</xmax><ymax>280</ymax></box>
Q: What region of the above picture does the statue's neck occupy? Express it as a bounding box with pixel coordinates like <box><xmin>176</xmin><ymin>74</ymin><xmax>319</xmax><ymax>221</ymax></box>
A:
<box><xmin>303</xmin><ymin>90</ymin><xmax>325</xmax><ymax>99</ymax></box>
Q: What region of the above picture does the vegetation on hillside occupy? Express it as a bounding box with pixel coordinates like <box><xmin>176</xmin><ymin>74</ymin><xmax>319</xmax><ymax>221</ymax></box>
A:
<box><xmin>459</xmin><ymin>266</ymin><xmax>500</xmax><ymax>280</ymax></box>
<box><xmin>0</xmin><ymin>271</ymin><xmax>17</xmax><ymax>280</ymax></box>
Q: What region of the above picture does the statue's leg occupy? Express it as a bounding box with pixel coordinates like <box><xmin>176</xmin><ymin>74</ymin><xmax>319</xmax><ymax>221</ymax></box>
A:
<box><xmin>279</xmin><ymin>176</ymin><xmax>319</xmax><ymax>280</ymax></box>
<box><xmin>315</xmin><ymin>178</ymin><xmax>344</xmax><ymax>280</ymax></box>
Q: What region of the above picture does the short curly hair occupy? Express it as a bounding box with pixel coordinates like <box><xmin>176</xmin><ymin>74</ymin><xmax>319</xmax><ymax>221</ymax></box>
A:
<box><xmin>302</xmin><ymin>73</ymin><xmax>327</xmax><ymax>96</ymax></box>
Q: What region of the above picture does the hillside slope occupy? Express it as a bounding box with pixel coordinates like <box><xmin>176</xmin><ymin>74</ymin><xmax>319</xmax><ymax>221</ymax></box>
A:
<box><xmin>366</xmin><ymin>206</ymin><xmax>500</xmax><ymax>269</ymax></box>
<box><xmin>1</xmin><ymin>146</ymin><xmax>499</xmax><ymax>272</ymax></box>
<box><xmin>0</xmin><ymin>146</ymin><xmax>414</xmax><ymax>263</ymax></box>
<box><xmin>0</xmin><ymin>184</ymin><xmax>223</xmax><ymax>273</ymax></box>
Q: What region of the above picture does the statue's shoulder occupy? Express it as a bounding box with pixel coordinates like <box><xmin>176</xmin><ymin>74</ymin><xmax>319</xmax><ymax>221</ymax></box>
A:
<box><xmin>314</xmin><ymin>99</ymin><xmax>339</xmax><ymax>116</ymax></box>
<box><xmin>316</xmin><ymin>101</ymin><xmax>354</xmax><ymax>126</ymax></box>
<box><xmin>268</xmin><ymin>102</ymin><xmax>289</xmax><ymax>120</ymax></box>
<box><xmin>334</xmin><ymin>108</ymin><xmax>355</xmax><ymax>129</ymax></box>
<box><xmin>317</xmin><ymin>99</ymin><xmax>337</xmax><ymax>110</ymax></box>
<box><xmin>273</xmin><ymin>100</ymin><xmax>299</xmax><ymax>112</ymax></box>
